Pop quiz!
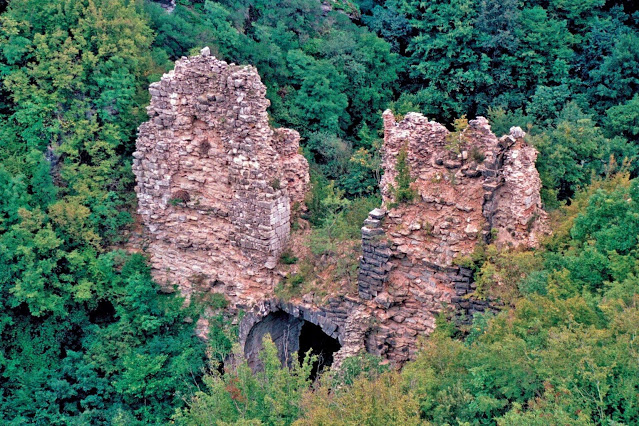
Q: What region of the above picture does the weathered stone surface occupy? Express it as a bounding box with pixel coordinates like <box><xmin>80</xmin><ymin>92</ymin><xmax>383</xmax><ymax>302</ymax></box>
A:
<box><xmin>357</xmin><ymin>110</ymin><xmax>549</xmax><ymax>363</ymax></box>
<box><xmin>133</xmin><ymin>50</ymin><xmax>377</xmax><ymax>368</ymax></box>
<box><xmin>133</xmin><ymin>50</ymin><xmax>309</xmax><ymax>299</ymax></box>
<box><xmin>133</xmin><ymin>51</ymin><xmax>549</xmax><ymax>369</ymax></box>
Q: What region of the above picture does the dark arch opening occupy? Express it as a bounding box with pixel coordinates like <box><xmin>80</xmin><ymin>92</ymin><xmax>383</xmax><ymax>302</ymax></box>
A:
<box><xmin>244</xmin><ymin>311</ymin><xmax>303</xmax><ymax>371</ymax></box>
<box><xmin>244</xmin><ymin>310</ymin><xmax>341</xmax><ymax>379</ymax></box>
<box><xmin>298</xmin><ymin>321</ymin><xmax>341</xmax><ymax>381</ymax></box>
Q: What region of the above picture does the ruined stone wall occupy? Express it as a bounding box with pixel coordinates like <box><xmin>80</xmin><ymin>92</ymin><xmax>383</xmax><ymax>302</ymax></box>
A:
<box><xmin>358</xmin><ymin>110</ymin><xmax>549</xmax><ymax>363</ymax></box>
<box><xmin>236</xmin><ymin>110</ymin><xmax>550</xmax><ymax>366</ymax></box>
<box><xmin>133</xmin><ymin>48</ymin><xmax>309</xmax><ymax>300</ymax></box>
<box><xmin>133</xmin><ymin>50</ymin><xmax>549</xmax><ymax>368</ymax></box>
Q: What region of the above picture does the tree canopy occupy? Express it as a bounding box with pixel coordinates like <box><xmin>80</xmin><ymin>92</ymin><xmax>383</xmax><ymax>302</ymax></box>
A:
<box><xmin>1</xmin><ymin>0</ymin><xmax>639</xmax><ymax>423</ymax></box>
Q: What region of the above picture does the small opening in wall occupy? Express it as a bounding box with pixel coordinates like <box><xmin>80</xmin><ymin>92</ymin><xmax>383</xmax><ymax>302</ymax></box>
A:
<box><xmin>199</xmin><ymin>140</ymin><xmax>211</xmax><ymax>156</ymax></box>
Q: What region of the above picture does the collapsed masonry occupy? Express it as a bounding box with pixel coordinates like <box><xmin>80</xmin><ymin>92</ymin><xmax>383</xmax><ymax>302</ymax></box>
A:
<box><xmin>133</xmin><ymin>49</ymin><xmax>549</xmax><ymax>368</ymax></box>
<box><xmin>358</xmin><ymin>111</ymin><xmax>549</xmax><ymax>362</ymax></box>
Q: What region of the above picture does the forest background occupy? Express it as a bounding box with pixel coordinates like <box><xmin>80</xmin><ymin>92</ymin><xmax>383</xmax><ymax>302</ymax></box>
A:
<box><xmin>1</xmin><ymin>0</ymin><xmax>639</xmax><ymax>424</ymax></box>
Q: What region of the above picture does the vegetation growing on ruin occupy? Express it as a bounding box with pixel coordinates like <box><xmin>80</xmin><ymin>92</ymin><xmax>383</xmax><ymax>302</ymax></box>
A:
<box><xmin>389</xmin><ymin>144</ymin><xmax>416</xmax><ymax>206</ymax></box>
<box><xmin>278</xmin><ymin>188</ymin><xmax>378</xmax><ymax>301</ymax></box>
<box><xmin>1</xmin><ymin>0</ymin><xmax>639</xmax><ymax>424</ymax></box>
<box><xmin>445</xmin><ymin>115</ymin><xmax>470</xmax><ymax>156</ymax></box>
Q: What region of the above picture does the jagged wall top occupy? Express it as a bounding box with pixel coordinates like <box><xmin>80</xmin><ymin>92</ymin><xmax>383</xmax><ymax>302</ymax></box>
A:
<box><xmin>355</xmin><ymin>110</ymin><xmax>550</xmax><ymax>362</ymax></box>
<box><xmin>380</xmin><ymin>109</ymin><xmax>549</xmax><ymax>256</ymax></box>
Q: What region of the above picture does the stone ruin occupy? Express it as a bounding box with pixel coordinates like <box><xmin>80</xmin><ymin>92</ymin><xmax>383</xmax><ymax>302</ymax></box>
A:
<box><xmin>133</xmin><ymin>49</ymin><xmax>549</xmax><ymax>369</ymax></box>
<box><xmin>133</xmin><ymin>47</ymin><xmax>309</xmax><ymax>302</ymax></box>
<box><xmin>357</xmin><ymin>111</ymin><xmax>549</xmax><ymax>362</ymax></box>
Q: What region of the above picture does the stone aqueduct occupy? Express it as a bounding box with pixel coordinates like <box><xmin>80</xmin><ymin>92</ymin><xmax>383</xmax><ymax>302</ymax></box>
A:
<box><xmin>133</xmin><ymin>48</ymin><xmax>549</xmax><ymax>369</ymax></box>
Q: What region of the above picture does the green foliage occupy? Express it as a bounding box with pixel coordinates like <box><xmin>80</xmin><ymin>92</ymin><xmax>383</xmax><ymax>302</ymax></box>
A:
<box><xmin>305</xmin><ymin>131</ymin><xmax>352</xmax><ymax>181</ymax></box>
<box><xmin>527</xmin><ymin>84</ymin><xmax>573</xmax><ymax>125</ymax></box>
<box><xmin>605</xmin><ymin>93</ymin><xmax>639</xmax><ymax>138</ymax></box>
<box><xmin>487</xmin><ymin>107</ymin><xmax>533</xmax><ymax>137</ymax></box>
<box><xmin>3</xmin><ymin>0</ymin><xmax>639</xmax><ymax>422</ymax></box>
<box><xmin>341</xmin><ymin>127</ymin><xmax>382</xmax><ymax>196</ymax></box>
<box><xmin>307</xmin><ymin>190</ymin><xmax>380</xmax><ymax>254</ymax></box>
<box><xmin>297</xmin><ymin>175</ymin><xmax>639</xmax><ymax>424</ymax></box>
<box><xmin>361</xmin><ymin>0</ymin><xmax>411</xmax><ymax>53</ymax></box>
<box><xmin>531</xmin><ymin>103</ymin><xmax>638</xmax><ymax>206</ymax></box>
<box><xmin>0</xmin><ymin>2</ymin><xmax>207</xmax><ymax>423</ymax></box>
<box><xmin>209</xmin><ymin>293</ymin><xmax>230</xmax><ymax>310</ymax></box>
<box><xmin>304</xmin><ymin>170</ymin><xmax>350</xmax><ymax>227</ymax></box>
<box><xmin>542</xmin><ymin>176</ymin><xmax>639</xmax><ymax>296</ymax></box>
<box><xmin>588</xmin><ymin>31</ymin><xmax>639</xmax><ymax>113</ymax></box>
<box><xmin>398</xmin><ymin>291</ymin><xmax>639</xmax><ymax>425</ymax></box>
<box><xmin>327</xmin><ymin>352</ymin><xmax>389</xmax><ymax>387</ymax></box>
<box><xmin>174</xmin><ymin>335</ymin><xmax>313</xmax><ymax>425</ymax></box>
<box><xmin>287</xmin><ymin>273</ymin><xmax>305</xmax><ymax>289</ymax></box>
<box><xmin>398</xmin><ymin>0</ymin><xmax>491</xmax><ymax>121</ymax></box>
<box><xmin>284</xmin><ymin>187</ymin><xmax>377</xmax><ymax>300</ymax></box>
<box><xmin>445</xmin><ymin>115</ymin><xmax>469</xmax><ymax>155</ymax></box>
<box><xmin>357</xmin><ymin>0</ymin><xmax>639</xmax><ymax>130</ymax></box>
<box><xmin>469</xmin><ymin>145</ymin><xmax>485</xmax><ymax>163</ymax></box>
<box><xmin>279</xmin><ymin>249</ymin><xmax>298</xmax><ymax>265</ymax></box>
<box><xmin>207</xmin><ymin>313</ymin><xmax>236</xmax><ymax>370</ymax></box>
<box><xmin>275</xmin><ymin>258</ymin><xmax>315</xmax><ymax>300</ymax></box>
<box><xmin>473</xmin><ymin>245</ymin><xmax>544</xmax><ymax>302</ymax></box>
<box><xmin>296</xmin><ymin>371</ymin><xmax>422</xmax><ymax>425</ymax></box>
<box><xmin>389</xmin><ymin>145</ymin><xmax>416</xmax><ymax>205</ymax></box>
<box><xmin>0</xmin><ymin>251</ymin><xmax>207</xmax><ymax>423</ymax></box>
<box><xmin>269</xmin><ymin>178</ymin><xmax>281</xmax><ymax>190</ymax></box>
<box><xmin>0</xmin><ymin>0</ymin><xmax>164</xmax><ymax>245</ymax></box>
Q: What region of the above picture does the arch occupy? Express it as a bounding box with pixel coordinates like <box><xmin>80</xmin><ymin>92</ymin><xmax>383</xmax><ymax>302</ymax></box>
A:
<box><xmin>298</xmin><ymin>320</ymin><xmax>341</xmax><ymax>380</ymax></box>
<box><xmin>240</xmin><ymin>301</ymin><xmax>342</xmax><ymax>378</ymax></box>
<box><xmin>244</xmin><ymin>310</ymin><xmax>303</xmax><ymax>370</ymax></box>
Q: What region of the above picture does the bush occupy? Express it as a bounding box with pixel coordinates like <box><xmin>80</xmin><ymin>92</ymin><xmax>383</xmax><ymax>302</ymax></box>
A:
<box><xmin>280</xmin><ymin>249</ymin><xmax>299</xmax><ymax>265</ymax></box>
<box><xmin>445</xmin><ymin>115</ymin><xmax>469</xmax><ymax>155</ymax></box>
<box><xmin>175</xmin><ymin>336</ymin><xmax>313</xmax><ymax>425</ymax></box>
<box><xmin>209</xmin><ymin>293</ymin><xmax>229</xmax><ymax>310</ymax></box>
<box><xmin>170</xmin><ymin>190</ymin><xmax>191</xmax><ymax>205</ymax></box>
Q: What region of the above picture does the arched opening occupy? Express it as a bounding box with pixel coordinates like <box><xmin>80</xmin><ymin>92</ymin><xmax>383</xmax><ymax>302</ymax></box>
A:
<box><xmin>243</xmin><ymin>310</ymin><xmax>341</xmax><ymax>379</ymax></box>
<box><xmin>298</xmin><ymin>321</ymin><xmax>341</xmax><ymax>381</ymax></box>
<box><xmin>244</xmin><ymin>311</ymin><xmax>303</xmax><ymax>371</ymax></box>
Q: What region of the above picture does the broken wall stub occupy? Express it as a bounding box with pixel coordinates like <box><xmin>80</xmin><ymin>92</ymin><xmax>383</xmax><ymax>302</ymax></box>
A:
<box><xmin>133</xmin><ymin>49</ymin><xmax>309</xmax><ymax>299</ymax></box>
<box><xmin>358</xmin><ymin>110</ymin><xmax>549</xmax><ymax>363</ymax></box>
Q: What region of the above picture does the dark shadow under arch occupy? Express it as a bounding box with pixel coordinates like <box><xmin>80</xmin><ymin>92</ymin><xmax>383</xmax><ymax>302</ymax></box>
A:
<box><xmin>243</xmin><ymin>310</ymin><xmax>341</xmax><ymax>379</ymax></box>
<box><xmin>298</xmin><ymin>320</ymin><xmax>341</xmax><ymax>381</ymax></box>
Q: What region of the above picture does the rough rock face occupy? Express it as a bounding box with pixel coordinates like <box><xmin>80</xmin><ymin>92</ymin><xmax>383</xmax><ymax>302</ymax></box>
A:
<box><xmin>357</xmin><ymin>110</ymin><xmax>549</xmax><ymax>362</ymax></box>
<box><xmin>133</xmin><ymin>50</ymin><xmax>549</xmax><ymax>368</ymax></box>
<box><xmin>133</xmin><ymin>49</ymin><xmax>309</xmax><ymax>299</ymax></box>
<box><xmin>379</xmin><ymin>111</ymin><xmax>548</xmax><ymax>252</ymax></box>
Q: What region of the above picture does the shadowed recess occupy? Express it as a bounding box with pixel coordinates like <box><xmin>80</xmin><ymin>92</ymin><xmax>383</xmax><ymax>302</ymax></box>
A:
<box><xmin>244</xmin><ymin>310</ymin><xmax>341</xmax><ymax>379</ymax></box>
